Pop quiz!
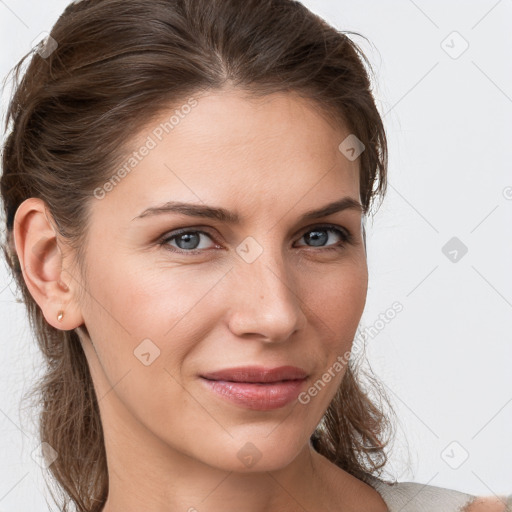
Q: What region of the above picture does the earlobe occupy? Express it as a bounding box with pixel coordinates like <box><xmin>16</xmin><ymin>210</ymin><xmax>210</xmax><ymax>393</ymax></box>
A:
<box><xmin>12</xmin><ymin>198</ymin><xmax>84</xmax><ymax>331</ymax></box>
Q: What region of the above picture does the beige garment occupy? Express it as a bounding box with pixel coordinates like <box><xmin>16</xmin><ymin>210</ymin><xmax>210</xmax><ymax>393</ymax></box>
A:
<box><xmin>362</xmin><ymin>473</ymin><xmax>512</xmax><ymax>512</ymax></box>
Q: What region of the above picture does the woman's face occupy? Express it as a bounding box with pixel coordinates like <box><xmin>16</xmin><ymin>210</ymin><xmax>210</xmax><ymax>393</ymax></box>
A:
<box><xmin>76</xmin><ymin>87</ymin><xmax>368</xmax><ymax>472</ymax></box>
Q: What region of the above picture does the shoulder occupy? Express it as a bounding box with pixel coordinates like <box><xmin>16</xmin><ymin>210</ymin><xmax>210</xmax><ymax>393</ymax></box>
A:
<box><xmin>361</xmin><ymin>474</ymin><xmax>512</xmax><ymax>512</ymax></box>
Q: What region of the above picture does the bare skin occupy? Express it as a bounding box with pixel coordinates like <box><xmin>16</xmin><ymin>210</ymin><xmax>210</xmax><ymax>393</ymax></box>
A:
<box><xmin>465</xmin><ymin>496</ymin><xmax>510</xmax><ymax>512</ymax></box>
<box><xmin>15</xmin><ymin>87</ymin><xmax>393</xmax><ymax>511</ymax></box>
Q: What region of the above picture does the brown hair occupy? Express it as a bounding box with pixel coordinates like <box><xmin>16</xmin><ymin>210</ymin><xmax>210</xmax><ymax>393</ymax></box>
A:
<box><xmin>0</xmin><ymin>0</ymin><xmax>397</xmax><ymax>510</ymax></box>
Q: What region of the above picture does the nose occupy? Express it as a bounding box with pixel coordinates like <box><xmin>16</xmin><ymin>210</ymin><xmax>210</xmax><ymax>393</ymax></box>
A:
<box><xmin>226</xmin><ymin>246</ymin><xmax>307</xmax><ymax>343</ymax></box>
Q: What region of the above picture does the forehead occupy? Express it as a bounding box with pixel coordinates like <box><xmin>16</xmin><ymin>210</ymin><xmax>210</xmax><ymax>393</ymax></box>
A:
<box><xmin>172</xmin><ymin>87</ymin><xmax>349</xmax><ymax>156</ymax></box>
<box><xmin>92</xmin><ymin>88</ymin><xmax>361</xmax><ymax>223</ymax></box>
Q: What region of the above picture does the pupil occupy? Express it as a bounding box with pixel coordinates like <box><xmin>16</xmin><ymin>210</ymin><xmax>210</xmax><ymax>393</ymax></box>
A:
<box><xmin>306</xmin><ymin>230</ymin><xmax>327</xmax><ymax>247</ymax></box>
<box><xmin>177</xmin><ymin>233</ymin><xmax>200</xmax><ymax>250</ymax></box>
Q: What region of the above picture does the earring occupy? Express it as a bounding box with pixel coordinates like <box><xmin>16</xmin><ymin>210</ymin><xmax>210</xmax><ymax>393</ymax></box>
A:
<box><xmin>57</xmin><ymin>310</ymin><xmax>64</xmax><ymax>322</ymax></box>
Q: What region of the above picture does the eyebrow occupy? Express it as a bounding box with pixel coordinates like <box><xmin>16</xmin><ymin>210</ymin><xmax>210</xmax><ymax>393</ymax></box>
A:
<box><xmin>133</xmin><ymin>196</ymin><xmax>363</xmax><ymax>223</ymax></box>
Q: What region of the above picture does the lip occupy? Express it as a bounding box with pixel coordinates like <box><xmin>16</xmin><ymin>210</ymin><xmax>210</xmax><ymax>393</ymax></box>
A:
<box><xmin>200</xmin><ymin>365</ymin><xmax>308</xmax><ymax>383</ymax></box>
<box><xmin>199</xmin><ymin>366</ymin><xmax>309</xmax><ymax>411</ymax></box>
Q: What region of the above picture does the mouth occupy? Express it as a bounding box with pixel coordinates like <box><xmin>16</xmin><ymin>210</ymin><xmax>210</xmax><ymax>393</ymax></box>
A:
<box><xmin>199</xmin><ymin>366</ymin><xmax>309</xmax><ymax>410</ymax></box>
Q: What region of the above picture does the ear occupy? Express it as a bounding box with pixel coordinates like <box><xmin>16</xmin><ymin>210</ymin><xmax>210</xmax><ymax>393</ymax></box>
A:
<box><xmin>13</xmin><ymin>198</ymin><xmax>85</xmax><ymax>331</ymax></box>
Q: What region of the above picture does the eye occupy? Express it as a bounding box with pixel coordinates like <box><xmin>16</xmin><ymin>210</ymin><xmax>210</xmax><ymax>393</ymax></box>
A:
<box><xmin>160</xmin><ymin>229</ymin><xmax>219</xmax><ymax>254</ymax></box>
<box><xmin>159</xmin><ymin>224</ymin><xmax>353</xmax><ymax>255</ymax></box>
<box><xmin>294</xmin><ymin>224</ymin><xmax>352</xmax><ymax>251</ymax></box>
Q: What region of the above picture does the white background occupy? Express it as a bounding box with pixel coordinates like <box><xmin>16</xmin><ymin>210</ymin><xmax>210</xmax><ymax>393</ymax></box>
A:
<box><xmin>1</xmin><ymin>0</ymin><xmax>511</xmax><ymax>510</ymax></box>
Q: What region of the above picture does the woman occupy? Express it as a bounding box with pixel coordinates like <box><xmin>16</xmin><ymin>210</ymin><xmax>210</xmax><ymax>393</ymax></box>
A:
<box><xmin>1</xmin><ymin>0</ymin><xmax>510</xmax><ymax>511</ymax></box>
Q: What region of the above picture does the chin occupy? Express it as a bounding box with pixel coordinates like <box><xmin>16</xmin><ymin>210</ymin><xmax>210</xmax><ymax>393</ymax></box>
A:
<box><xmin>202</xmin><ymin>430</ymin><xmax>309</xmax><ymax>473</ymax></box>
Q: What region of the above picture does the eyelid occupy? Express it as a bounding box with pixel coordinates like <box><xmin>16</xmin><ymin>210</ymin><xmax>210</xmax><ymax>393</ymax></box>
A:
<box><xmin>294</xmin><ymin>222</ymin><xmax>350</xmax><ymax>239</ymax></box>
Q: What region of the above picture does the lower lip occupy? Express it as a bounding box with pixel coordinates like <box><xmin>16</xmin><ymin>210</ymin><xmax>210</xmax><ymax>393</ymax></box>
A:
<box><xmin>200</xmin><ymin>377</ymin><xmax>307</xmax><ymax>410</ymax></box>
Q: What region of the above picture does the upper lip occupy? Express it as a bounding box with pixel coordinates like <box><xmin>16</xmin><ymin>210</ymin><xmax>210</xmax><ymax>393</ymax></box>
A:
<box><xmin>200</xmin><ymin>365</ymin><xmax>308</xmax><ymax>383</ymax></box>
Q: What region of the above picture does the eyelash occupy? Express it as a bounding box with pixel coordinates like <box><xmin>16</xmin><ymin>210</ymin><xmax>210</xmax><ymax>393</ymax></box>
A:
<box><xmin>158</xmin><ymin>223</ymin><xmax>354</xmax><ymax>255</ymax></box>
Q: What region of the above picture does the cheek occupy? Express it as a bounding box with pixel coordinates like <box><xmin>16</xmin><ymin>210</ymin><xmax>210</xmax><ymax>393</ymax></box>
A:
<box><xmin>298</xmin><ymin>262</ymin><xmax>367</xmax><ymax>413</ymax></box>
<box><xmin>79</xmin><ymin>262</ymin><xmax>222</xmax><ymax>438</ymax></box>
<box><xmin>84</xmin><ymin>263</ymin><xmax>246</xmax><ymax>425</ymax></box>
<box><xmin>305</xmin><ymin>258</ymin><xmax>368</xmax><ymax>338</ymax></box>
<box><xmin>87</xmin><ymin>256</ymin><xmax>225</xmax><ymax>340</ymax></box>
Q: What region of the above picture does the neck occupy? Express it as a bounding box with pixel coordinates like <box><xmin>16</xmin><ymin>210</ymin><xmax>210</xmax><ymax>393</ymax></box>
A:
<box><xmin>100</xmin><ymin>421</ymin><xmax>331</xmax><ymax>512</ymax></box>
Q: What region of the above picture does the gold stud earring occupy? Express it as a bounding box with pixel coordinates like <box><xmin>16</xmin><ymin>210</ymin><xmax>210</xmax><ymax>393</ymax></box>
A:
<box><xmin>57</xmin><ymin>310</ymin><xmax>64</xmax><ymax>322</ymax></box>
